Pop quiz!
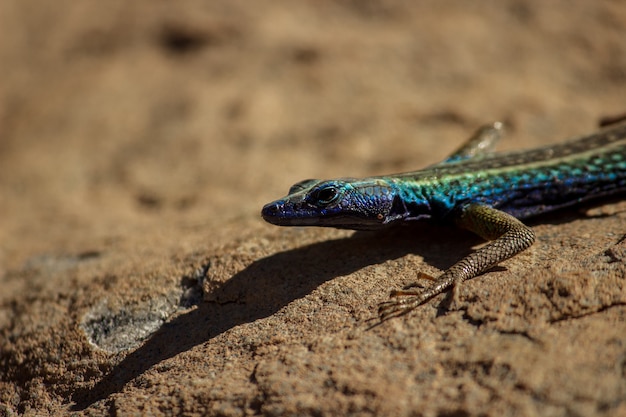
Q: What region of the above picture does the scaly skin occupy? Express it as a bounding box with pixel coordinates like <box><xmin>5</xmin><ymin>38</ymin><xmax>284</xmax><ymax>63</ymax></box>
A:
<box><xmin>261</xmin><ymin>120</ymin><xmax>626</xmax><ymax>321</ymax></box>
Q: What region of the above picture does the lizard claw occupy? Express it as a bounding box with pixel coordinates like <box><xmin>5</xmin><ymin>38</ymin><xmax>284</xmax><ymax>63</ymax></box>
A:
<box><xmin>377</xmin><ymin>274</ymin><xmax>445</xmax><ymax>322</ymax></box>
<box><xmin>378</xmin><ymin>293</ymin><xmax>427</xmax><ymax>322</ymax></box>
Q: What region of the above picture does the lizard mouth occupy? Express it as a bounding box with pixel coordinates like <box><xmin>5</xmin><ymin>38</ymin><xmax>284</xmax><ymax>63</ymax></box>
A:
<box><xmin>261</xmin><ymin>200</ymin><xmax>389</xmax><ymax>230</ymax></box>
<box><xmin>261</xmin><ymin>200</ymin><xmax>321</xmax><ymax>226</ymax></box>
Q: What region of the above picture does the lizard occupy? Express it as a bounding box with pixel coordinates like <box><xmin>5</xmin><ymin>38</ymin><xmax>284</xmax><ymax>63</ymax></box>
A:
<box><xmin>261</xmin><ymin>119</ymin><xmax>626</xmax><ymax>321</ymax></box>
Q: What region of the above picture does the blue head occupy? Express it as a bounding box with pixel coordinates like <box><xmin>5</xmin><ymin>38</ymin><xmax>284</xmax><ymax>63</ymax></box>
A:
<box><xmin>262</xmin><ymin>178</ymin><xmax>404</xmax><ymax>230</ymax></box>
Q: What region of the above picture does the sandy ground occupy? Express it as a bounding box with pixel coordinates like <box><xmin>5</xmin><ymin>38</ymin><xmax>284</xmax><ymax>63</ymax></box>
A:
<box><xmin>2</xmin><ymin>0</ymin><xmax>626</xmax><ymax>416</ymax></box>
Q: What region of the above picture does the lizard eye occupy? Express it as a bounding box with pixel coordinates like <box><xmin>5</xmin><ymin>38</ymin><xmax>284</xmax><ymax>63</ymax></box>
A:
<box><xmin>310</xmin><ymin>185</ymin><xmax>340</xmax><ymax>206</ymax></box>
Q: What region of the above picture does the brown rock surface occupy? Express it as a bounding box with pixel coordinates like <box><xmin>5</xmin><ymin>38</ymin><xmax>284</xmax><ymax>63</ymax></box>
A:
<box><xmin>2</xmin><ymin>1</ymin><xmax>626</xmax><ymax>416</ymax></box>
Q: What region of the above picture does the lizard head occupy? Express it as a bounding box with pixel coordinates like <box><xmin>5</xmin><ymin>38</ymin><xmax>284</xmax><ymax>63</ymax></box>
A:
<box><xmin>261</xmin><ymin>178</ymin><xmax>398</xmax><ymax>230</ymax></box>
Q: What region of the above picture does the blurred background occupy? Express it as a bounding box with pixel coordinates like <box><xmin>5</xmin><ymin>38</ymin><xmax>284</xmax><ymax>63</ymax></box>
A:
<box><xmin>1</xmin><ymin>0</ymin><xmax>625</xmax><ymax>267</ymax></box>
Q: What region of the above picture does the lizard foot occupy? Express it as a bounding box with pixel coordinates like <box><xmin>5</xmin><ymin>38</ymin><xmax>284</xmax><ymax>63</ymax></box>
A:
<box><xmin>378</xmin><ymin>295</ymin><xmax>424</xmax><ymax>322</ymax></box>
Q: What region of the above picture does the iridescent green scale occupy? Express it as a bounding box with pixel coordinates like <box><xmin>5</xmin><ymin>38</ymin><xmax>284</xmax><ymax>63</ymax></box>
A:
<box><xmin>382</xmin><ymin>124</ymin><xmax>626</xmax><ymax>221</ymax></box>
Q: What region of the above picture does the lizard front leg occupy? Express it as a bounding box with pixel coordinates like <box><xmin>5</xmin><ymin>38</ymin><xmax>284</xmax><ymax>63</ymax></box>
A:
<box><xmin>378</xmin><ymin>204</ymin><xmax>535</xmax><ymax>321</ymax></box>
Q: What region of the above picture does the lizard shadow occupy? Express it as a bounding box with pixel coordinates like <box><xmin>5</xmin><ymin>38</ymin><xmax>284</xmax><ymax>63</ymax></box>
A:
<box><xmin>71</xmin><ymin>223</ymin><xmax>478</xmax><ymax>410</ymax></box>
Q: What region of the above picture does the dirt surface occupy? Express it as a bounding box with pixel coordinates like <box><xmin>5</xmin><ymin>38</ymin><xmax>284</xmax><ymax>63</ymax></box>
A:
<box><xmin>2</xmin><ymin>1</ymin><xmax>626</xmax><ymax>416</ymax></box>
